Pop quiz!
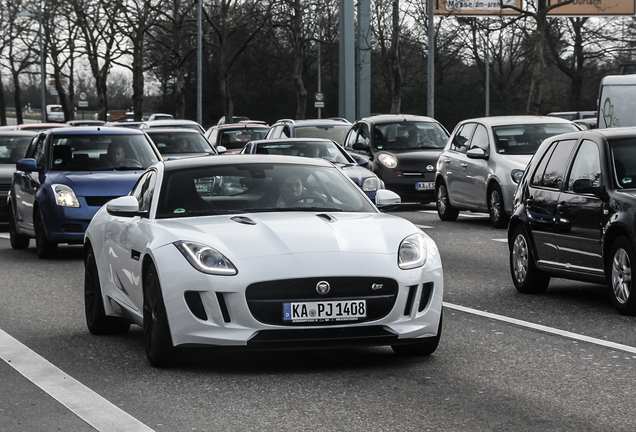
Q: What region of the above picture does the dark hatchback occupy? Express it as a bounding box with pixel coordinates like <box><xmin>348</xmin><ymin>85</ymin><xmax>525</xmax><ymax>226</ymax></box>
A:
<box><xmin>508</xmin><ymin>128</ymin><xmax>636</xmax><ymax>315</ymax></box>
<box><xmin>342</xmin><ymin>114</ymin><xmax>449</xmax><ymax>204</ymax></box>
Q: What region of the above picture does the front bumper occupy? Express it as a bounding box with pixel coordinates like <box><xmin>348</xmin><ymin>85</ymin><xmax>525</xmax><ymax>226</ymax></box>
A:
<box><xmin>131</xmin><ymin>240</ymin><xmax>444</xmax><ymax>349</ymax></box>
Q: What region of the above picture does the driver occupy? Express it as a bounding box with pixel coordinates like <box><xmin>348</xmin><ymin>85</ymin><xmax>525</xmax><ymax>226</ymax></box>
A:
<box><xmin>107</xmin><ymin>141</ymin><xmax>127</xmax><ymax>167</ymax></box>
<box><xmin>277</xmin><ymin>175</ymin><xmax>303</xmax><ymax>208</ymax></box>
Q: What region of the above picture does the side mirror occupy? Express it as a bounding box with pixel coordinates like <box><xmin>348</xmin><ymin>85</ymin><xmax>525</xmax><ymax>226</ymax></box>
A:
<box><xmin>216</xmin><ymin>145</ymin><xmax>227</xmax><ymax>154</ymax></box>
<box><xmin>106</xmin><ymin>196</ymin><xmax>143</xmax><ymax>217</ymax></box>
<box><xmin>375</xmin><ymin>189</ymin><xmax>401</xmax><ymax>211</ymax></box>
<box><xmin>466</xmin><ymin>147</ymin><xmax>488</xmax><ymax>160</ymax></box>
<box><xmin>352</xmin><ymin>142</ymin><xmax>370</xmax><ymax>152</ymax></box>
<box><xmin>356</xmin><ymin>157</ymin><xmax>369</xmax><ymax>167</ymax></box>
<box><xmin>572</xmin><ymin>178</ymin><xmax>603</xmax><ymax>197</ymax></box>
<box><xmin>16</xmin><ymin>158</ymin><xmax>38</xmax><ymax>172</ymax></box>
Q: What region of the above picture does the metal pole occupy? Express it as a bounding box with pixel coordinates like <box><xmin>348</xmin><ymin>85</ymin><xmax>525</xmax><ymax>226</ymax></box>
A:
<box><xmin>318</xmin><ymin>18</ymin><xmax>321</xmax><ymax>119</ymax></box>
<box><xmin>197</xmin><ymin>0</ymin><xmax>202</xmax><ymax>125</ymax></box>
<box><xmin>485</xmin><ymin>27</ymin><xmax>490</xmax><ymax>117</ymax></box>
<box><xmin>38</xmin><ymin>9</ymin><xmax>46</xmax><ymax>123</ymax></box>
<box><xmin>427</xmin><ymin>0</ymin><xmax>434</xmax><ymax>118</ymax></box>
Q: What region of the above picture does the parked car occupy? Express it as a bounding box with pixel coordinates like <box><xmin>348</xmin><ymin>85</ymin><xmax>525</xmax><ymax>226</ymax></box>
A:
<box><xmin>83</xmin><ymin>155</ymin><xmax>442</xmax><ymax>366</ymax></box>
<box><xmin>508</xmin><ymin>127</ymin><xmax>636</xmax><ymax>315</ymax></box>
<box><xmin>67</xmin><ymin>120</ymin><xmax>106</xmax><ymax>127</ymax></box>
<box><xmin>343</xmin><ymin>114</ymin><xmax>449</xmax><ymax>204</ymax></box>
<box><xmin>205</xmin><ymin>121</ymin><xmax>269</xmax><ymax>154</ymax></box>
<box><xmin>46</xmin><ymin>105</ymin><xmax>65</xmax><ymax>123</ymax></box>
<box><xmin>265</xmin><ymin>118</ymin><xmax>352</xmax><ymax>145</ymax></box>
<box><xmin>0</xmin><ymin>131</ymin><xmax>37</xmax><ymax>222</ymax></box>
<box><xmin>148</xmin><ymin>113</ymin><xmax>174</xmax><ymax>121</ymax></box>
<box><xmin>139</xmin><ymin>119</ymin><xmax>205</xmax><ymax>135</ymax></box>
<box><xmin>144</xmin><ymin>128</ymin><xmax>218</xmax><ymax>159</ymax></box>
<box><xmin>8</xmin><ymin>127</ymin><xmax>161</xmax><ymax>258</ymax></box>
<box><xmin>436</xmin><ymin>116</ymin><xmax>580</xmax><ymax>227</ymax></box>
<box><xmin>240</xmin><ymin>138</ymin><xmax>384</xmax><ymax>200</ymax></box>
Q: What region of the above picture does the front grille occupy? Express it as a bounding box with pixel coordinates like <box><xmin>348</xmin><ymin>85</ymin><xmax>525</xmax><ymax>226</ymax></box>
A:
<box><xmin>248</xmin><ymin>326</ymin><xmax>398</xmax><ymax>349</ymax></box>
<box><xmin>246</xmin><ymin>277</ymin><xmax>398</xmax><ymax>326</ymax></box>
<box><xmin>85</xmin><ymin>196</ymin><xmax>120</xmax><ymax>207</ymax></box>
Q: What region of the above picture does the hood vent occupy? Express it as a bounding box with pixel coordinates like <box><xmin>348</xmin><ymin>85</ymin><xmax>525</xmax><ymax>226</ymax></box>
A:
<box><xmin>231</xmin><ymin>216</ymin><xmax>256</xmax><ymax>225</ymax></box>
<box><xmin>316</xmin><ymin>213</ymin><xmax>337</xmax><ymax>223</ymax></box>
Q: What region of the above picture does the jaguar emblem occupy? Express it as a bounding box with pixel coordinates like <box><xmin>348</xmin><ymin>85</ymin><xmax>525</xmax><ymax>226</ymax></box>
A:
<box><xmin>316</xmin><ymin>281</ymin><xmax>330</xmax><ymax>295</ymax></box>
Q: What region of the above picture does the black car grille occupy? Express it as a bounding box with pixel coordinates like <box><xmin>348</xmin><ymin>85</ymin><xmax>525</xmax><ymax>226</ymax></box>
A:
<box><xmin>85</xmin><ymin>196</ymin><xmax>120</xmax><ymax>207</ymax></box>
<box><xmin>245</xmin><ymin>277</ymin><xmax>398</xmax><ymax>326</ymax></box>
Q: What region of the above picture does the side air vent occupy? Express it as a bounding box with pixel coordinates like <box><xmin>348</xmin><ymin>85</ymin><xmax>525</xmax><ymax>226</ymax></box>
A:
<box><xmin>419</xmin><ymin>282</ymin><xmax>433</xmax><ymax>312</ymax></box>
<box><xmin>184</xmin><ymin>291</ymin><xmax>208</xmax><ymax>321</ymax></box>
<box><xmin>316</xmin><ymin>213</ymin><xmax>337</xmax><ymax>223</ymax></box>
<box><xmin>231</xmin><ymin>216</ymin><xmax>256</xmax><ymax>225</ymax></box>
<box><xmin>404</xmin><ymin>285</ymin><xmax>418</xmax><ymax>316</ymax></box>
<box><xmin>216</xmin><ymin>293</ymin><xmax>231</xmax><ymax>323</ymax></box>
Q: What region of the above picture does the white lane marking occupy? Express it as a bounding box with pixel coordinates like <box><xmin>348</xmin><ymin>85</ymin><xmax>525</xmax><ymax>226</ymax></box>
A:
<box><xmin>492</xmin><ymin>238</ymin><xmax>507</xmax><ymax>243</ymax></box>
<box><xmin>0</xmin><ymin>233</ymin><xmax>9</xmax><ymax>239</ymax></box>
<box><xmin>419</xmin><ymin>210</ymin><xmax>489</xmax><ymax>218</ymax></box>
<box><xmin>415</xmin><ymin>224</ymin><xmax>433</xmax><ymax>229</ymax></box>
<box><xmin>444</xmin><ymin>302</ymin><xmax>636</xmax><ymax>355</ymax></box>
<box><xmin>0</xmin><ymin>329</ymin><xmax>154</xmax><ymax>432</ymax></box>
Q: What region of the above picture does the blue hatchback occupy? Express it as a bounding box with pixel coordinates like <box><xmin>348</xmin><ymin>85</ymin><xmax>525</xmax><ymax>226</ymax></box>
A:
<box><xmin>8</xmin><ymin>127</ymin><xmax>161</xmax><ymax>258</ymax></box>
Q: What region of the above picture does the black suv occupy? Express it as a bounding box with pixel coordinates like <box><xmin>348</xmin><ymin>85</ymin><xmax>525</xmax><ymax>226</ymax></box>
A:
<box><xmin>508</xmin><ymin>128</ymin><xmax>636</xmax><ymax>315</ymax></box>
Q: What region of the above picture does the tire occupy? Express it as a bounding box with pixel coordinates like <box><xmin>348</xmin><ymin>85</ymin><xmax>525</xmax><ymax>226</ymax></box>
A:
<box><xmin>143</xmin><ymin>263</ymin><xmax>176</xmax><ymax>367</ymax></box>
<box><xmin>8</xmin><ymin>204</ymin><xmax>30</xmax><ymax>250</ymax></box>
<box><xmin>436</xmin><ymin>181</ymin><xmax>459</xmax><ymax>221</ymax></box>
<box><xmin>84</xmin><ymin>247</ymin><xmax>131</xmax><ymax>335</ymax></box>
<box><xmin>608</xmin><ymin>237</ymin><xmax>636</xmax><ymax>316</ymax></box>
<box><xmin>34</xmin><ymin>209</ymin><xmax>57</xmax><ymax>259</ymax></box>
<box><xmin>392</xmin><ymin>311</ymin><xmax>442</xmax><ymax>356</ymax></box>
<box><xmin>488</xmin><ymin>184</ymin><xmax>510</xmax><ymax>229</ymax></box>
<box><xmin>510</xmin><ymin>225</ymin><xmax>550</xmax><ymax>294</ymax></box>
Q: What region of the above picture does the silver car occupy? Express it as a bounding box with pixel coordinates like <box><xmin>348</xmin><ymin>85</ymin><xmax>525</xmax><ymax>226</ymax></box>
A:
<box><xmin>435</xmin><ymin>116</ymin><xmax>580</xmax><ymax>228</ymax></box>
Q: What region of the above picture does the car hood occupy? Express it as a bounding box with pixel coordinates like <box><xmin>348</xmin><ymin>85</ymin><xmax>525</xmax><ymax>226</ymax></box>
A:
<box><xmin>154</xmin><ymin>212</ymin><xmax>420</xmax><ymax>259</ymax></box>
<box><xmin>339</xmin><ymin>163</ymin><xmax>376</xmax><ymax>184</ymax></box>
<box><xmin>46</xmin><ymin>171</ymin><xmax>143</xmax><ymax>196</ymax></box>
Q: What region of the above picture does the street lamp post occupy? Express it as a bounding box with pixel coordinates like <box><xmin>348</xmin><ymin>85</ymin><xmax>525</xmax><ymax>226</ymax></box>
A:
<box><xmin>18</xmin><ymin>9</ymin><xmax>46</xmax><ymax>123</ymax></box>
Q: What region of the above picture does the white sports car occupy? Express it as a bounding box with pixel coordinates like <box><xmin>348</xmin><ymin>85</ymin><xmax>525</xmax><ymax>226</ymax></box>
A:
<box><xmin>84</xmin><ymin>155</ymin><xmax>443</xmax><ymax>366</ymax></box>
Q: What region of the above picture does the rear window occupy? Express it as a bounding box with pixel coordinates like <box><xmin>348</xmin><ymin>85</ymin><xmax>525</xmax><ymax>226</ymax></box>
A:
<box><xmin>493</xmin><ymin>123</ymin><xmax>579</xmax><ymax>155</ymax></box>
<box><xmin>0</xmin><ymin>136</ymin><xmax>32</xmax><ymax>164</ymax></box>
<box><xmin>294</xmin><ymin>125</ymin><xmax>352</xmax><ymax>145</ymax></box>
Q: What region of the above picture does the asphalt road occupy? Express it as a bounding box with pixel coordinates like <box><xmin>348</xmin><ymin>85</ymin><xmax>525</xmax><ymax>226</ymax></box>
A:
<box><xmin>1</xmin><ymin>206</ymin><xmax>635</xmax><ymax>431</ymax></box>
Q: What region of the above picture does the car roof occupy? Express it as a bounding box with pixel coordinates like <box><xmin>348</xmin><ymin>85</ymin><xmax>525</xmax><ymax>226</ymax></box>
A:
<box><xmin>161</xmin><ymin>153</ymin><xmax>334</xmax><ymax>172</ymax></box>
<box><xmin>45</xmin><ymin>126</ymin><xmax>147</xmax><ymax>135</ymax></box>
<box><xmin>360</xmin><ymin>114</ymin><xmax>440</xmax><ymax>125</ymax></box>
<box><xmin>457</xmin><ymin>115</ymin><xmax>577</xmax><ymax>126</ymax></box>
<box><xmin>144</xmin><ymin>128</ymin><xmax>204</xmax><ymax>134</ymax></box>
<box><xmin>211</xmin><ymin>121</ymin><xmax>269</xmax><ymax>130</ymax></box>
<box><xmin>272</xmin><ymin>118</ymin><xmax>351</xmax><ymax>127</ymax></box>
<box><xmin>250</xmin><ymin>138</ymin><xmax>336</xmax><ymax>145</ymax></box>
<box><xmin>0</xmin><ymin>130</ymin><xmax>38</xmax><ymax>136</ymax></box>
<box><xmin>141</xmin><ymin>119</ymin><xmax>200</xmax><ymax>126</ymax></box>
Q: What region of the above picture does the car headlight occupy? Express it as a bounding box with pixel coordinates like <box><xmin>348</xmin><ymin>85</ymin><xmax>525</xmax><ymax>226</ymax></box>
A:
<box><xmin>511</xmin><ymin>169</ymin><xmax>524</xmax><ymax>184</ymax></box>
<box><xmin>398</xmin><ymin>232</ymin><xmax>427</xmax><ymax>270</ymax></box>
<box><xmin>52</xmin><ymin>184</ymin><xmax>80</xmax><ymax>207</ymax></box>
<box><xmin>174</xmin><ymin>241</ymin><xmax>238</xmax><ymax>276</ymax></box>
<box><xmin>362</xmin><ymin>176</ymin><xmax>383</xmax><ymax>192</ymax></box>
<box><xmin>378</xmin><ymin>153</ymin><xmax>398</xmax><ymax>169</ymax></box>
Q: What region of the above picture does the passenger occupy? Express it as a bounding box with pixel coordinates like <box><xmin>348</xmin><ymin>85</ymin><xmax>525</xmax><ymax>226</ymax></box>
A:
<box><xmin>304</xmin><ymin>144</ymin><xmax>320</xmax><ymax>158</ymax></box>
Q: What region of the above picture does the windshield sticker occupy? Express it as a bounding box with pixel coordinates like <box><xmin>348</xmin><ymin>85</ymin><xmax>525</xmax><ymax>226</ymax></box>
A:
<box><xmin>173</xmin><ymin>208</ymin><xmax>186</xmax><ymax>214</ymax></box>
<box><xmin>622</xmin><ymin>177</ymin><xmax>632</xmax><ymax>185</ymax></box>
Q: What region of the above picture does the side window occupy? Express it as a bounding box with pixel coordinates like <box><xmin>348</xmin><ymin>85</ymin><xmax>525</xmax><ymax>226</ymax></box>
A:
<box><xmin>567</xmin><ymin>140</ymin><xmax>601</xmax><ymax>191</ymax></box>
<box><xmin>344</xmin><ymin>124</ymin><xmax>361</xmax><ymax>149</ymax></box>
<box><xmin>534</xmin><ymin>139</ymin><xmax>577</xmax><ymax>189</ymax></box>
<box><xmin>449</xmin><ymin>123</ymin><xmax>476</xmax><ymax>154</ymax></box>
<box><xmin>358</xmin><ymin>124</ymin><xmax>370</xmax><ymax>146</ymax></box>
<box><xmin>531</xmin><ymin>142</ymin><xmax>556</xmax><ymax>186</ymax></box>
<box><xmin>281</xmin><ymin>126</ymin><xmax>290</xmax><ymax>138</ymax></box>
<box><xmin>32</xmin><ymin>135</ymin><xmax>47</xmax><ymax>169</ymax></box>
<box><xmin>131</xmin><ymin>170</ymin><xmax>157</xmax><ymax>213</ymax></box>
<box><xmin>469</xmin><ymin>124</ymin><xmax>489</xmax><ymax>152</ymax></box>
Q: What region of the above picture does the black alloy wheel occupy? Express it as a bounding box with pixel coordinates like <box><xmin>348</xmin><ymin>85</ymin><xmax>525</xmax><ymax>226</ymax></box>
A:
<box><xmin>8</xmin><ymin>204</ymin><xmax>30</xmax><ymax>250</ymax></box>
<box><xmin>609</xmin><ymin>237</ymin><xmax>636</xmax><ymax>315</ymax></box>
<box><xmin>143</xmin><ymin>263</ymin><xmax>176</xmax><ymax>367</ymax></box>
<box><xmin>34</xmin><ymin>209</ymin><xmax>57</xmax><ymax>259</ymax></box>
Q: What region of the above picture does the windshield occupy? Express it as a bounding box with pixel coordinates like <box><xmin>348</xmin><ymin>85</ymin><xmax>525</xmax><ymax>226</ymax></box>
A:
<box><xmin>0</xmin><ymin>136</ymin><xmax>32</xmax><ymax>164</ymax></box>
<box><xmin>493</xmin><ymin>123</ymin><xmax>579</xmax><ymax>155</ymax></box>
<box><xmin>294</xmin><ymin>125</ymin><xmax>351</xmax><ymax>145</ymax></box>
<box><xmin>50</xmin><ymin>134</ymin><xmax>160</xmax><ymax>171</ymax></box>
<box><xmin>157</xmin><ymin>163</ymin><xmax>375</xmax><ymax>218</ymax></box>
<box><xmin>220</xmin><ymin>128</ymin><xmax>268</xmax><ymax>149</ymax></box>
<box><xmin>147</xmin><ymin>132</ymin><xmax>215</xmax><ymax>155</ymax></box>
<box><xmin>372</xmin><ymin>122</ymin><xmax>449</xmax><ymax>151</ymax></box>
<box><xmin>252</xmin><ymin>141</ymin><xmax>351</xmax><ymax>164</ymax></box>
<box><xmin>610</xmin><ymin>138</ymin><xmax>636</xmax><ymax>189</ymax></box>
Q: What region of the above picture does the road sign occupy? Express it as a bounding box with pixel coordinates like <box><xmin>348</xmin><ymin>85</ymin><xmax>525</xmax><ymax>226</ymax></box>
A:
<box><xmin>78</xmin><ymin>101</ymin><xmax>88</xmax><ymax>107</ymax></box>
<box><xmin>314</xmin><ymin>92</ymin><xmax>325</xmax><ymax>102</ymax></box>
<box><xmin>78</xmin><ymin>91</ymin><xmax>88</xmax><ymax>101</ymax></box>
<box><xmin>315</xmin><ymin>102</ymin><xmax>325</xmax><ymax>108</ymax></box>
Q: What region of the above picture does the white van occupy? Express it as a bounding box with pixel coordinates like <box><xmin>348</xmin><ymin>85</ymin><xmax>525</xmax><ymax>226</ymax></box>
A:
<box><xmin>597</xmin><ymin>75</ymin><xmax>636</xmax><ymax>128</ymax></box>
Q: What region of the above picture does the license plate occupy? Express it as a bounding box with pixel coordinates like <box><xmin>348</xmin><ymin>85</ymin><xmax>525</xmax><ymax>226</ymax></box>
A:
<box><xmin>415</xmin><ymin>182</ymin><xmax>435</xmax><ymax>191</ymax></box>
<box><xmin>283</xmin><ymin>300</ymin><xmax>366</xmax><ymax>323</ymax></box>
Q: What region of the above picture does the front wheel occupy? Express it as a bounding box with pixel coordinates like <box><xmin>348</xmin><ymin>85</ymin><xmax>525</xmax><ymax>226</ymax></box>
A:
<box><xmin>143</xmin><ymin>263</ymin><xmax>176</xmax><ymax>367</ymax></box>
<box><xmin>8</xmin><ymin>204</ymin><xmax>30</xmax><ymax>250</ymax></box>
<box><xmin>510</xmin><ymin>225</ymin><xmax>550</xmax><ymax>294</ymax></box>
<box><xmin>85</xmin><ymin>246</ymin><xmax>131</xmax><ymax>334</ymax></box>
<box><xmin>34</xmin><ymin>209</ymin><xmax>57</xmax><ymax>259</ymax></box>
<box><xmin>608</xmin><ymin>237</ymin><xmax>636</xmax><ymax>315</ymax></box>
<box><xmin>392</xmin><ymin>312</ymin><xmax>442</xmax><ymax>356</ymax></box>
<box><xmin>488</xmin><ymin>184</ymin><xmax>509</xmax><ymax>228</ymax></box>
<box><xmin>436</xmin><ymin>181</ymin><xmax>459</xmax><ymax>221</ymax></box>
